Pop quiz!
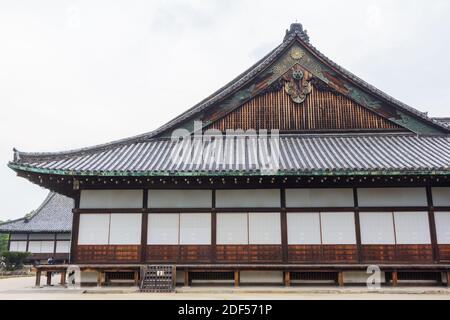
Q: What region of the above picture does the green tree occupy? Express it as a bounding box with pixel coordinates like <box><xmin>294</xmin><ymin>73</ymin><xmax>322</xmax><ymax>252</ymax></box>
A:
<box><xmin>0</xmin><ymin>221</ymin><xmax>8</xmax><ymax>254</ymax></box>
<box><xmin>0</xmin><ymin>233</ymin><xmax>8</xmax><ymax>254</ymax></box>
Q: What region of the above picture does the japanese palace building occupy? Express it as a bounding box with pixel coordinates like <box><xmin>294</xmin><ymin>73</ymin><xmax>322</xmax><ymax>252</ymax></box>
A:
<box><xmin>7</xmin><ymin>23</ymin><xmax>450</xmax><ymax>286</ymax></box>
<box><xmin>0</xmin><ymin>193</ymin><xmax>73</xmax><ymax>264</ymax></box>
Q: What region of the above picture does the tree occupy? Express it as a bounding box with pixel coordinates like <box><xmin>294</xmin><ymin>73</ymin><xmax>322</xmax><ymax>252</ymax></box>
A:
<box><xmin>1</xmin><ymin>252</ymin><xmax>30</xmax><ymax>271</ymax></box>
<box><xmin>0</xmin><ymin>220</ymin><xmax>8</xmax><ymax>254</ymax></box>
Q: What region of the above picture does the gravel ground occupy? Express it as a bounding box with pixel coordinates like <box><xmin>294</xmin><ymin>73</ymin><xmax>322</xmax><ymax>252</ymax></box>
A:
<box><xmin>1</xmin><ymin>276</ymin><xmax>450</xmax><ymax>300</ymax></box>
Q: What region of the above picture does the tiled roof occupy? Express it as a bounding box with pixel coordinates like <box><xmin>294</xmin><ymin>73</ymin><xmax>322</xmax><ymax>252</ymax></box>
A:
<box><xmin>9</xmin><ymin>134</ymin><xmax>450</xmax><ymax>176</ymax></box>
<box><xmin>434</xmin><ymin>118</ymin><xmax>450</xmax><ymax>128</ymax></box>
<box><xmin>0</xmin><ymin>193</ymin><xmax>73</xmax><ymax>233</ymax></box>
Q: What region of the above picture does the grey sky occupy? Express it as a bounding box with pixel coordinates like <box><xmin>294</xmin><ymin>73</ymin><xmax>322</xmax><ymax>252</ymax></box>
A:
<box><xmin>1</xmin><ymin>0</ymin><xmax>449</xmax><ymax>221</ymax></box>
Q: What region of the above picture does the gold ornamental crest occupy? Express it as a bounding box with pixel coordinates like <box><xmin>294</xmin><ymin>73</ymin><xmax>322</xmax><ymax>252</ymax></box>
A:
<box><xmin>290</xmin><ymin>47</ymin><xmax>304</xmax><ymax>60</ymax></box>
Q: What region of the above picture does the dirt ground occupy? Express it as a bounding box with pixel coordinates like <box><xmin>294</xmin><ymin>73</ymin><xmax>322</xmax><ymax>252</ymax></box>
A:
<box><xmin>1</xmin><ymin>276</ymin><xmax>450</xmax><ymax>300</ymax></box>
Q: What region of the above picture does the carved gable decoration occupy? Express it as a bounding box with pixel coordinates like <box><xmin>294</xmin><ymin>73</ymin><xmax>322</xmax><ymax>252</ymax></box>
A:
<box><xmin>282</xmin><ymin>64</ymin><xmax>313</xmax><ymax>104</ymax></box>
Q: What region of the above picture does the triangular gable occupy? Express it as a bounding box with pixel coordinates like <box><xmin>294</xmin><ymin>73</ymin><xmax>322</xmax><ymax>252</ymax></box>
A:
<box><xmin>156</xmin><ymin>24</ymin><xmax>448</xmax><ymax>137</ymax></box>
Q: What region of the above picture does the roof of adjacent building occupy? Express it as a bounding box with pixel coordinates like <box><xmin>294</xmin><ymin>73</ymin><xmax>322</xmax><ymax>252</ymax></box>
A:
<box><xmin>0</xmin><ymin>193</ymin><xmax>73</xmax><ymax>233</ymax></box>
<box><xmin>434</xmin><ymin>118</ymin><xmax>450</xmax><ymax>128</ymax></box>
<box><xmin>9</xmin><ymin>134</ymin><xmax>450</xmax><ymax>176</ymax></box>
<box><xmin>7</xmin><ymin>23</ymin><xmax>450</xmax><ymax>178</ymax></box>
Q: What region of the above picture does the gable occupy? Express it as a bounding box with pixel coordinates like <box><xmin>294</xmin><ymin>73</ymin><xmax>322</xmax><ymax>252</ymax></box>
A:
<box><xmin>206</xmin><ymin>80</ymin><xmax>406</xmax><ymax>132</ymax></box>
<box><xmin>156</xmin><ymin>25</ymin><xmax>449</xmax><ymax>137</ymax></box>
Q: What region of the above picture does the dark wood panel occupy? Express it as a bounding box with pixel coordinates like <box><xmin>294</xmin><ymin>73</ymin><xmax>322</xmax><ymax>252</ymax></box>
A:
<box><xmin>216</xmin><ymin>245</ymin><xmax>249</xmax><ymax>262</ymax></box>
<box><xmin>75</xmin><ymin>245</ymin><xmax>141</xmax><ymax>263</ymax></box>
<box><xmin>146</xmin><ymin>245</ymin><xmax>179</xmax><ymax>262</ymax></box>
<box><xmin>438</xmin><ymin>245</ymin><xmax>450</xmax><ymax>262</ymax></box>
<box><xmin>361</xmin><ymin>245</ymin><xmax>397</xmax><ymax>262</ymax></box>
<box><xmin>288</xmin><ymin>245</ymin><xmax>322</xmax><ymax>262</ymax></box>
<box><xmin>395</xmin><ymin>245</ymin><xmax>433</xmax><ymax>263</ymax></box>
<box><xmin>206</xmin><ymin>87</ymin><xmax>404</xmax><ymax>132</ymax></box>
<box><xmin>288</xmin><ymin>245</ymin><xmax>358</xmax><ymax>263</ymax></box>
<box><xmin>322</xmin><ymin>245</ymin><xmax>358</xmax><ymax>263</ymax></box>
<box><xmin>247</xmin><ymin>245</ymin><xmax>283</xmax><ymax>263</ymax></box>
<box><xmin>179</xmin><ymin>246</ymin><xmax>212</xmax><ymax>263</ymax></box>
<box><xmin>361</xmin><ymin>245</ymin><xmax>433</xmax><ymax>263</ymax></box>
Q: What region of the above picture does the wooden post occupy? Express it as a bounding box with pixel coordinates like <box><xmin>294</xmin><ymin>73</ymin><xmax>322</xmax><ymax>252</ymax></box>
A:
<box><xmin>392</xmin><ymin>271</ymin><xmax>398</xmax><ymax>287</ymax></box>
<box><xmin>60</xmin><ymin>271</ymin><xmax>66</xmax><ymax>285</ymax></box>
<box><xmin>353</xmin><ymin>188</ymin><xmax>362</xmax><ymax>263</ymax></box>
<box><xmin>338</xmin><ymin>271</ymin><xmax>344</xmax><ymax>287</ymax></box>
<box><xmin>140</xmin><ymin>213</ymin><xmax>148</xmax><ymax>263</ymax></box>
<box><xmin>35</xmin><ymin>270</ymin><xmax>41</xmax><ymax>287</ymax></box>
<box><xmin>234</xmin><ymin>270</ymin><xmax>240</xmax><ymax>288</ymax></box>
<box><xmin>70</xmin><ymin>204</ymin><xmax>80</xmax><ymax>264</ymax></box>
<box><xmin>184</xmin><ymin>269</ymin><xmax>189</xmax><ymax>287</ymax></box>
<box><xmin>134</xmin><ymin>270</ymin><xmax>139</xmax><ymax>287</ymax></box>
<box><xmin>211</xmin><ymin>190</ymin><xmax>217</xmax><ymax>263</ymax></box>
<box><xmin>446</xmin><ymin>271</ymin><xmax>450</xmax><ymax>287</ymax></box>
<box><xmin>46</xmin><ymin>272</ymin><xmax>52</xmax><ymax>286</ymax></box>
<box><xmin>141</xmin><ymin>189</ymin><xmax>148</xmax><ymax>263</ymax></box>
<box><xmin>284</xmin><ymin>271</ymin><xmax>291</xmax><ymax>287</ymax></box>
<box><xmin>426</xmin><ymin>186</ymin><xmax>439</xmax><ymax>262</ymax></box>
<box><xmin>97</xmin><ymin>271</ymin><xmax>103</xmax><ymax>287</ymax></box>
<box><xmin>281</xmin><ymin>189</ymin><xmax>288</xmax><ymax>263</ymax></box>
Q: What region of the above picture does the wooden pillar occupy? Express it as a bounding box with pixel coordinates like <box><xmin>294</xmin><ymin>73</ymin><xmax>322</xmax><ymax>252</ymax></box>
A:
<box><xmin>140</xmin><ymin>213</ymin><xmax>148</xmax><ymax>263</ymax></box>
<box><xmin>141</xmin><ymin>189</ymin><xmax>148</xmax><ymax>263</ymax></box>
<box><xmin>70</xmin><ymin>192</ymin><xmax>81</xmax><ymax>264</ymax></box>
<box><xmin>337</xmin><ymin>271</ymin><xmax>344</xmax><ymax>287</ymax></box>
<box><xmin>211</xmin><ymin>190</ymin><xmax>217</xmax><ymax>263</ymax></box>
<box><xmin>353</xmin><ymin>188</ymin><xmax>363</xmax><ymax>263</ymax></box>
<box><xmin>53</xmin><ymin>233</ymin><xmax>58</xmax><ymax>256</ymax></box>
<box><xmin>97</xmin><ymin>271</ymin><xmax>103</xmax><ymax>287</ymax></box>
<box><xmin>281</xmin><ymin>189</ymin><xmax>288</xmax><ymax>263</ymax></box>
<box><xmin>284</xmin><ymin>271</ymin><xmax>291</xmax><ymax>287</ymax></box>
<box><xmin>446</xmin><ymin>271</ymin><xmax>450</xmax><ymax>287</ymax></box>
<box><xmin>60</xmin><ymin>271</ymin><xmax>66</xmax><ymax>285</ymax></box>
<box><xmin>184</xmin><ymin>269</ymin><xmax>190</xmax><ymax>287</ymax></box>
<box><xmin>35</xmin><ymin>270</ymin><xmax>41</xmax><ymax>287</ymax></box>
<box><xmin>25</xmin><ymin>234</ymin><xmax>30</xmax><ymax>253</ymax></box>
<box><xmin>134</xmin><ymin>270</ymin><xmax>140</xmax><ymax>286</ymax></box>
<box><xmin>392</xmin><ymin>271</ymin><xmax>398</xmax><ymax>287</ymax></box>
<box><xmin>234</xmin><ymin>270</ymin><xmax>240</xmax><ymax>288</ymax></box>
<box><xmin>46</xmin><ymin>272</ymin><xmax>52</xmax><ymax>286</ymax></box>
<box><xmin>426</xmin><ymin>186</ymin><xmax>439</xmax><ymax>262</ymax></box>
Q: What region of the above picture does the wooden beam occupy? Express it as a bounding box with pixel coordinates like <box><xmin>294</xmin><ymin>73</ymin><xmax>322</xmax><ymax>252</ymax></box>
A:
<box><xmin>234</xmin><ymin>270</ymin><xmax>240</xmax><ymax>288</ymax></box>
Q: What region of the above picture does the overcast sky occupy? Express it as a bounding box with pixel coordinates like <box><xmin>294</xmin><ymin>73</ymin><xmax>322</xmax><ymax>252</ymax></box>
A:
<box><xmin>0</xmin><ymin>0</ymin><xmax>450</xmax><ymax>221</ymax></box>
